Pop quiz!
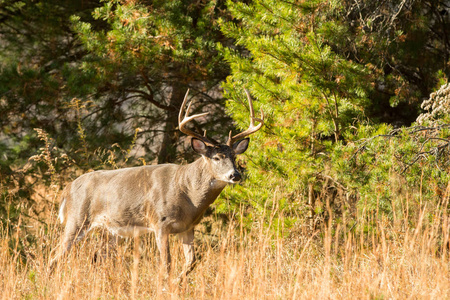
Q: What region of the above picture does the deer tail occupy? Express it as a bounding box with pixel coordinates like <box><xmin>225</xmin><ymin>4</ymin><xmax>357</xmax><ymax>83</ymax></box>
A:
<box><xmin>58</xmin><ymin>183</ymin><xmax>71</xmax><ymax>224</ymax></box>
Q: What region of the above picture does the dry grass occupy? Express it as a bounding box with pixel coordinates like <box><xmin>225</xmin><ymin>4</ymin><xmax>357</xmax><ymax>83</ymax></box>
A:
<box><xmin>1</xmin><ymin>193</ymin><xmax>449</xmax><ymax>300</ymax></box>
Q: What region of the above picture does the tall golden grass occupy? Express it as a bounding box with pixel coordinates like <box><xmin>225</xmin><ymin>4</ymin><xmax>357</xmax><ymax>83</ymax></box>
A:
<box><xmin>1</xmin><ymin>184</ymin><xmax>449</xmax><ymax>300</ymax></box>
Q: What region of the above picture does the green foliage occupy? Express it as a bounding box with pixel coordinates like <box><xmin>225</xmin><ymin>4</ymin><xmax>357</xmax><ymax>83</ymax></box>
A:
<box><xmin>331</xmin><ymin>122</ymin><xmax>450</xmax><ymax>226</ymax></box>
<box><xmin>218</xmin><ymin>0</ymin><xmax>371</xmax><ymax>229</ymax></box>
<box><xmin>0</xmin><ymin>0</ymin><xmax>105</xmax><ymax>169</ymax></box>
<box><xmin>218</xmin><ymin>0</ymin><xmax>450</xmax><ymax>231</ymax></box>
<box><xmin>67</xmin><ymin>0</ymin><xmax>231</xmax><ymax>163</ymax></box>
<box><xmin>342</xmin><ymin>0</ymin><xmax>450</xmax><ymax>124</ymax></box>
<box><xmin>72</xmin><ymin>0</ymin><xmax>225</xmax><ymax>80</ymax></box>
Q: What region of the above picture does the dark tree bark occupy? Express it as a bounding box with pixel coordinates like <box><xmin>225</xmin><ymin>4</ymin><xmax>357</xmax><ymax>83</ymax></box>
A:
<box><xmin>157</xmin><ymin>85</ymin><xmax>186</xmax><ymax>163</ymax></box>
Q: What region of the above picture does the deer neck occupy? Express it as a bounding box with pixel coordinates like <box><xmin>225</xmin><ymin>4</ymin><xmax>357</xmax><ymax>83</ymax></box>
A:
<box><xmin>179</xmin><ymin>158</ymin><xmax>228</xmax><ymax>209</ymax></box>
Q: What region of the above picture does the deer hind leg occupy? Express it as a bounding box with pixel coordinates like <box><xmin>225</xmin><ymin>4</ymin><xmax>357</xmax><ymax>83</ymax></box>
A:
<box><xmin>49</xmin><ymin>221</ymin><xmax>87</xmax><ymax>272</ymax></box>
<box><xmin>92</xmin><ymin>228</ymin><xmax>119</xmax><ymax>263</ymax></box>
<box><xmin>178</xmin><ymin>228</ymin><xmax>196</xmax><ymax>280</ymax></box>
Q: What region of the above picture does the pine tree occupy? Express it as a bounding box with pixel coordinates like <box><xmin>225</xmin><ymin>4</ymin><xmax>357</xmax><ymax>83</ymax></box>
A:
<box><xmin>0</xmin><ymin>0</ymin><xmax>102</xmax><ymax>174</ymax></box>
<box><xmin>342</xmin><ymin>0</ymin><xmax>450</xmax><ymax>124</ymax></box>
<box><xmin>218</xmin><ymin>0</ymin><xmax>371</xmax><ymax>226</ymax></box>
<box><xmin>219</xmin><ymin>0</ymin><xmax>450</xmax><ymax>228</ymax></box>
<box><xmin>71</xmin><ymin>0</ymin><xmax>231</xmax><ymax>163</ymax></box>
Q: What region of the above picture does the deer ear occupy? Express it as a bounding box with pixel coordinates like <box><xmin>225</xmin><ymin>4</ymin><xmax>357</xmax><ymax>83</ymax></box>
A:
<box><xmin>233</xmin><ymin>138</ymin><xmax>250</xmax><ymax>154</ymax></box>
<box><xmin>191</xmin><ymin>138</ymin><xmax>208</xmax><ymax>155</ymax></box>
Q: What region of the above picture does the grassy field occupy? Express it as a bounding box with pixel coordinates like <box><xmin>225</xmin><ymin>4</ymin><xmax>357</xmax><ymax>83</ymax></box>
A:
<box><xmin>1</xmin><ymin>185</ymin><xmax>449</xmax><ymax>299</ymax></box>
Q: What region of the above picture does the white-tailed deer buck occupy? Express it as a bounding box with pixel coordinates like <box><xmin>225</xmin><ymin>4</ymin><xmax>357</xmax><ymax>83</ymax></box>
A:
<box><xmin>50</xmin><ymin>89</ymin><xmax>264</xmax><ymax>278</ymax></box>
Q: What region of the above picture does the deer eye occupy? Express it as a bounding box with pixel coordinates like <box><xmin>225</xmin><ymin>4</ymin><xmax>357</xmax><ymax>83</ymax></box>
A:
<box><xmin>213</xmin><ymin>156</ymin><xmax>220</xmax><ymax>161</ymax></box>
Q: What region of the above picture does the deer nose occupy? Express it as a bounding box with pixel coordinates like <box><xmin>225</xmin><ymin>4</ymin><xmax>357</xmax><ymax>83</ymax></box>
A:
<box><xmin>229</xmin><ymin>172</ymin><xmax>241</xmax><ymax>182</ymax></box>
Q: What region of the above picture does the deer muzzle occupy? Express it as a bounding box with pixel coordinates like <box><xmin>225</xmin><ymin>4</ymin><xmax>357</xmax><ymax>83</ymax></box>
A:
<box><xmin>229</xmin><ymin>171</ymin><xmax>242</xmax><ymax>183</ymax></box>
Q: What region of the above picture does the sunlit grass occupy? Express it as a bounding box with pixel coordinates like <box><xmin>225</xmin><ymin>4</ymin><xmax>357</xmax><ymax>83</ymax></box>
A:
<box><xmin>1</xmin><ymin>188</ymin><xmax>449</xmax><ymax>299</ymax></box>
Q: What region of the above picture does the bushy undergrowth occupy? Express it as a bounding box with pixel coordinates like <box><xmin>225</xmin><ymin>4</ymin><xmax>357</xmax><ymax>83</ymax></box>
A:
<box><xmin>218</xmin><ymin>118</ymin><xmax>450</xmax><ymax>234</ymax></box>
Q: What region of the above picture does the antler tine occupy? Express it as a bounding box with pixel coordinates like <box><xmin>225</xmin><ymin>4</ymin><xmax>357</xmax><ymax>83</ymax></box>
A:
<box><xmin>245</xmin><ymin>89</ymin><xmax>255</xmax><ymax>125</ymax></box>
<box><xmin>178</xmin><ymin>89</ymin><xmax>214</xmax><ymax>145</ymax></box>
<box><xmin>227</xmin><ymin>88</ymin><xmax>264</xmax><ymax>146</ymax></box>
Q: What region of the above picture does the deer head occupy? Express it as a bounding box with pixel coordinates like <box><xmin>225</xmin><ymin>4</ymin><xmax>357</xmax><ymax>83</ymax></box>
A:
<box><xmin>179</xmin><ymin>89</ymin><xmax>264</xmax><ymax>183</ymax></box>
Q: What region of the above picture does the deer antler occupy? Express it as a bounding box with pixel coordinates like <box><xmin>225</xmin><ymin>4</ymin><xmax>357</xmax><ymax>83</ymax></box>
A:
<box><xmin>227</xmin><ymin>88</ymin><xmax>264</xmax><ymax>146</ymax></box>
<box><xmin>179</xmin><ymin>89</ymin><xmax>215</xmax><ymax>146</ymax></box>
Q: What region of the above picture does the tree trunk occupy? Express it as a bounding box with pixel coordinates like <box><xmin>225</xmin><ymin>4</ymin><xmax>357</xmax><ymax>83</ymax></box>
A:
<box><xmin>157</xmin><ymin>85</ymin><xmax>186</xmax><ymax>163</ymax></box>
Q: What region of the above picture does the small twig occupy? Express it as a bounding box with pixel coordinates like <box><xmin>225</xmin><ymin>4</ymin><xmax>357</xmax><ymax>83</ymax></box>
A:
<box><xmin>350</xmin><ymin>124</ymin><xmax>450</xmax><ymax>176</ymax></box>
<box><xmin>350</xmin><ymin>134</ymin><xmax>399</xmax><ymax>161</ymax></box>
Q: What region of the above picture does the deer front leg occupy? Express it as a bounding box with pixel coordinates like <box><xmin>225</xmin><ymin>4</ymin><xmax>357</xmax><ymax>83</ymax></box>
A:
<box><xmin>49</xmin><ymin>221</ymin><xmax>86</xmax><ymax>272</ymax></box>
<box><xmin>179</xmin><ymin>228</ymin><xmax>196</xmax><ymax>280</ymax></box>
<box><xmin>155</xmin><ymin>228</ymin><xmax>171</xmax><ymax>276</ymax></box>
